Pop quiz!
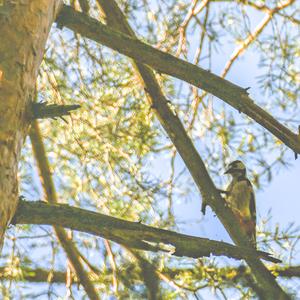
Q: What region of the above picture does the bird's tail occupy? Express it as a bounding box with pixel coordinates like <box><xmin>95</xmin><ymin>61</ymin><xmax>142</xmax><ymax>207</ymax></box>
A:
<box><xmin>243</xmin><ymin>219</ymin><xmax>256</xmax><ymax>248</ymax></box>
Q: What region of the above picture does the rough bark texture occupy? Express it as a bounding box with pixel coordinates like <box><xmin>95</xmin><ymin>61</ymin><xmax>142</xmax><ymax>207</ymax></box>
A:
<box><xmin>0</xmin><ymin>0</ymin><xmax>62</xmax><ymax>250</ymax></box>
<box><xmin>57</xmin><ymin>3</ymin><xmax>291</xmax><ymax>299</ymax></box>
<box><xmin>63</xmin><ymin>0</ymin><xmax>290</xmax><ymax>299</ymax></box>
<box><xmin>57</xmin><ymin>5</ymin><xmax>300</xmax><ymax>155</ymax></box>
<box><xmin>13</xmin><ymin>200</ymin><xmax>280</xmax><ymax>263</ymax></box>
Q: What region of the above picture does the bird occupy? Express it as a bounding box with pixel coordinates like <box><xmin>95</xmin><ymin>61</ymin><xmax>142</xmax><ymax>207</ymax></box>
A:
<box><xmin>223</xmin><ymin>160</ymin><xmax>256</xmax><ymax>247</ymax></box>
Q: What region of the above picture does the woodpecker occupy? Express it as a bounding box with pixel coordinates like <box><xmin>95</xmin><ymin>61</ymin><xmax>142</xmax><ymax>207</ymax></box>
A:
<box><xmin>223</xmin><ymin>160</ymin><xmax>256</xmax><ymax>247</ymax></box>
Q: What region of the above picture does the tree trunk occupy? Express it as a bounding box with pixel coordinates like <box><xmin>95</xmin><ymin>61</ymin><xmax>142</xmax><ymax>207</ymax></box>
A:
<box><xmin>0</xmin><ymin>0</ymin><xmax>62</xmax><ymax>250</ymax></box>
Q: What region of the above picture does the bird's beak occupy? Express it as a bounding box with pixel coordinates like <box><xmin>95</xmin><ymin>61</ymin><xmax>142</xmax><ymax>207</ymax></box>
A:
<box><xmin>224</xmin><ymin>166</ymin><xmax>233</xmax><ymax>174</ymax></box>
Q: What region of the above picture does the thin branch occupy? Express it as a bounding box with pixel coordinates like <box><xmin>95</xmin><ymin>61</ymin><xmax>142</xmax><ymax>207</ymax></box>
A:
<box><xmin>176</xmin><ymin>0</ymin><xmax>207</xmax><ymax>57</ymax></box>
<box><xmin>221</xmin><ymin>0</ymin><xmax>296</xmax><ymax>77</ymax></box>
<box><xmin>78</xmin><ymin>0</ymin><xmax>90</xmax><ymax>15</ymax></box>
<box><xmin>1</xmin><ymin>261</ymin><xmax>298</xmax><ymax>299</ymax></box>
<box><xmin>274</xmin><ymin>265</ymin><xmax>300</xmax><ymax>277</ymax></box>
<box><xmin>129</xmin><ymin>250</ymin><xmax>161</xmax><ymax>300</ymax></box>
<box><xmin>56</xmin><ymin>5</ymin><xmax>300</xmax><ymax>155</ymax></box>
<box><xmin>189</xmin><ymin>0</ymin><xmax>295</xmax><ymax>130</ymax></box>
<box><xmin>31</xmin><ymin>102</ymin><xmax>80</xmax><ymax>120</ymax></box>
<box><xmin>0</xmin><ymin>266</ymin><xmax>67</xmax><ymax>284</ymax></box>
<box><xmin>29</xmin><ymin>122</ymin><xmax>100</xmax><ymax>300</ymax></box>
<box><xmin>129</xmin><ymin>249</ymin><xmax>201</xmax><ymax>297</ymax></box>
<box><xmin>222</xmin><ymin>13</ymin><xmax>272</xmax><ymax>78</ymax></box>
<box><xmin>163</xmin><ymin>264</ymin><xmax>300</xmax><ymax>289</ymax></box>
<box><xmin>104</xmin><ymin>240</ymin><xmax>118</xmax><ymax>294</ymax></box>
<box><xmin>1</xmin><ymin>263</ymin><xmax>299</xmax><ymax>284</ymax></box>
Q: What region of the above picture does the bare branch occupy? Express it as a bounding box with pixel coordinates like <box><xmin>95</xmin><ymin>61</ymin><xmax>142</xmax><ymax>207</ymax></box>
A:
<box><xmin>222</xmin><ymin>0</ymin><xmax>296</xmax><ymax>77</ymax></box>
<box><xmin>104</xmin><ymin>240</ymin><xmax>118</xmax><ymax>294</ymax></box>
<box><xmin>12</xmin><ymin>200</ymin><xmax>281</xmax><ymax>263</ymax></box>
<box><xmin>1</xmin><ymin>263</ymin><xmax>299</xmax><ymax>284</ymax></box>
<box><xmin>56</xmin><ymin>5</ymin><xmax>300</xmax><ymax>155</ymax></box>
<box><xmin>1</xmin><ymin>261</ymin><xmax>299</xmax><ymax>299</ymax></box>
<box><xmin>55</xmin><ymin>3</ymin><xmax>292</xmax><ymax>298</ymax></box>
<box><xmin>29</xmin><ymin>122</ymin><xmax>100</xmax><ymax>300</ymax></box>
<box><xmin>31</xmin><ymin>102</ymin><xmax>80</xmax><ymax>120</ymax></box>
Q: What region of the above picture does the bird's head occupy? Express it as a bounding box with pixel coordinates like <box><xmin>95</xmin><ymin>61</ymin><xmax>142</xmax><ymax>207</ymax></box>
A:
<box><xmin>224</xmin><ymin>160</ymin><xmax>246</xmax><ymax>177</ymax></box>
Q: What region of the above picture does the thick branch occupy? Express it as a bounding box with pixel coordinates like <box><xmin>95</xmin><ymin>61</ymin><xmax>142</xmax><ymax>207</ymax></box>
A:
<box><xmin>56</xmin><ymin>5</ymin><xmax>300</xmax><ymax>155</ymax></box>
<box><xmin>55</xmin><ymin>3</ymin><xmax>291</xmax><ymax>299</ymax></box>
<box><xmin>13</xmin><ymin>200</ymin><xmax>280</xmax><ymax>263</ymax></box>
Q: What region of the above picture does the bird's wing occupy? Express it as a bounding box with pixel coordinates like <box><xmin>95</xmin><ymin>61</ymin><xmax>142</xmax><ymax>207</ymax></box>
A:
<box><xmin>228</xmin><ymin>179</ymin><xmax>250</xmax><ymax>204</ymax></box>
<box><xmin>231</xmin><ymin>178</ymin><xmax>256</xmax><ymax>245</ymax></box>
<box><xmin>248</xmin><ymin>180</ymin><xmax>256</xmax><ymax>244</ymax></box>
<box><xmin>249</xmin><ymin>182</ymin><xmax>256</xmax><ymax>223</ymax></box>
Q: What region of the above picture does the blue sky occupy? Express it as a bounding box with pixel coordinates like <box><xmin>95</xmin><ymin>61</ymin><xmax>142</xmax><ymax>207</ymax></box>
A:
<box><xmin>165</xmin><ymin>3</ymin><xmax>300</xmax><ymax>258</ymax></box>
<box><xmin>2</xmin><ymin>2</ymin><xmax>298</xmax><ymax>298</ymax></box>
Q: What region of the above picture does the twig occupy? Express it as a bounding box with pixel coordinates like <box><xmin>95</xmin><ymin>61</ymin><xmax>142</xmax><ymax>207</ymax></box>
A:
<box><xmin>104</xmin><ymin>240</ymin><xmax>118</xmax><ymax>294</ymax></box>
<box><xmin>221</xmin><ymin>0</ymin><xmax>295</xmax><ymax>78</ymax></box>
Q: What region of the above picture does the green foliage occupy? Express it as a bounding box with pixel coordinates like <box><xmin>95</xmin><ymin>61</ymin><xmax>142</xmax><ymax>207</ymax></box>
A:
<box><xmin>2</xmin><ymin>0</ymin><xmax>299</xmax><ymax>299</ymax></box>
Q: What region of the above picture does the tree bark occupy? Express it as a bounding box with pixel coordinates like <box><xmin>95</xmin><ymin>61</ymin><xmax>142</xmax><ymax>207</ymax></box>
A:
<box><xmin>0</xmin><ymin>0</ymin><xmax>62</xmax><ymax>250</ymax></box>
<box><xmin>13</xmin><ymin>200</ymin><xmax>280</xmax><ymax>263</ymax></box>
<box><xmin>57</xmin><ymin>4</ymin><xmax>292</xmax><ymax>299</ymax></box>
<box><xmin>57</xmin><ymin>5</ymin><xmax>300</xmax><ymax>155</ymax></box>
